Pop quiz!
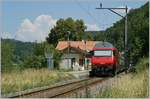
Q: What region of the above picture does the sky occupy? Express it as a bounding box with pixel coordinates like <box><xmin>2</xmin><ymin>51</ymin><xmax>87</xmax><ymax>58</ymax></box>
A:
<box><xmin>1</xmin><ymin>0</ymin><xmax>148</xmax><ymax>42</ymax></box>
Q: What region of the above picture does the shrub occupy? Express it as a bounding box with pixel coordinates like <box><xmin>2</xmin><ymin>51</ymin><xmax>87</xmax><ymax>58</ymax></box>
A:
<box><xmin>135</xmin><ymin>57</ymin><xmax>149</xmax><ymax>73</ymax></box>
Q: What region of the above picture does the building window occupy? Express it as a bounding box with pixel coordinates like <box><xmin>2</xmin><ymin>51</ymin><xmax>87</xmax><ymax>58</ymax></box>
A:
<box><xmin>79</xmin><ymin>59</ymin><xmax>84</xmax><ymax>66</ymax></box>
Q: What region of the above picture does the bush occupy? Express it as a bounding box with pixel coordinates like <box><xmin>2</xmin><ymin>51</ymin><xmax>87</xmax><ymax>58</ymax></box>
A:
<box><xmin>23</xmin><ymin>55</ymin><xmax>46</xmax><ymax>69</ymax></box>
<box><xmin>135</xmin><ymin>57</ymin><xmax>149</xmax><ymax>73</ymax></box>
<box><xmin>53</xmin><ymin>50</ymin><xmax>62</xmax><ymax>69</ymax></box>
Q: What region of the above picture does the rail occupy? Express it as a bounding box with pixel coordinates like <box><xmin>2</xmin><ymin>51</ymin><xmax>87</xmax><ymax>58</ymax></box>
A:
<box><xmin>3</xmin><ymin>77</ymin><xmax>108</xmax><ymax>98</ymax></box>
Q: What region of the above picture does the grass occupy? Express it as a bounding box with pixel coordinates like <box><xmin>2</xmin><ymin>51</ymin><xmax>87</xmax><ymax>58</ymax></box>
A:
<box><xmin>97</xmin><ymin>57</ymin><xmax>149</xmax><ymax>98</ymax></box>
<box><xmin>1</xmin><ymin>68</ymin><xmax>75</xmax><ymax>95</ymax></box>
<box><xmin>97</xmin><ymin>70</ymin><xmax>148</xmax><ymax>98</ymax></box>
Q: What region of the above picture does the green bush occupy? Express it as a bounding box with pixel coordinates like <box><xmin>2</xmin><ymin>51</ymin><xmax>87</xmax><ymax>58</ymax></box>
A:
<box><xmin>23</xmin><ymin>55</ymin><xmax>46</xmax><ymax>69</ymax></box>
<box><xmin>135</xmin><ymin>57</ymin><xmax>149</xmax><ymax>73</ymax></box>
<box><xmin>53</xmin><ymin>50</ymin><xmax>62</xmax><ymax>69</ymax></box>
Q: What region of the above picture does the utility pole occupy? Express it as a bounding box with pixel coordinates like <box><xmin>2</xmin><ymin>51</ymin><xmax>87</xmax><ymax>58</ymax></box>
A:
<box><xmin>67</xmin><ymin>31</ymin><xmax>71</xmax><ymax>69</ymax></box>
<box><xmin>83</xmin><ymin>40</ymin><xmax>87</xmax><ymax>70</ymax></box>
<box><xmin>96</xmin><ymin>4</ymin><xmax>129</xmax><ymax>69</ymax></box>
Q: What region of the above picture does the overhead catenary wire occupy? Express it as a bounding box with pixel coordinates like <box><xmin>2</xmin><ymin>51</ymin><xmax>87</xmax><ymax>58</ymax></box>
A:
<box><xmin>73</xmin><ymin>0</ymin><xmax>101</xmax><ymax>30</ymax></box>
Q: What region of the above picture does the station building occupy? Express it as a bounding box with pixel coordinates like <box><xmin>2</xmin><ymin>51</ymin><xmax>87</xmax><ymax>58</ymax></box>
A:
<box><xmin>56</xmin><ymin>41</ymin><xmax>96</xmax><ymax>71</ymax></box>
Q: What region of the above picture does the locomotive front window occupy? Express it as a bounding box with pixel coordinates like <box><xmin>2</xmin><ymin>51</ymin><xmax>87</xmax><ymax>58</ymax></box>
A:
<box><xmin>94</xmin><ymin>50</ymin><xmax>112</xmax><ymax>56</ymax></box>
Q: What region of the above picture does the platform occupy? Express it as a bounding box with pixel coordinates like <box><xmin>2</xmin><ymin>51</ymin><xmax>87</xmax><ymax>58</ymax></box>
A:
<box><xmin>68</xmin><ymin>70</ymin><xmax>90</xmax><ymax>78</ymax></box>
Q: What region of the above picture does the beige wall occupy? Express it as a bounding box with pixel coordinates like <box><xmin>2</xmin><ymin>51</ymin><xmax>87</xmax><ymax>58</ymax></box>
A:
<box><xmin>59</xmin><ymin>53</ymin><xmax>84</xmax><ymax>70</ymax></box>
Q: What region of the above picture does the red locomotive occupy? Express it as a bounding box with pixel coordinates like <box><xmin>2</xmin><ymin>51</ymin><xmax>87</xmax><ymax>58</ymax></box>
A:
<box><xmin>89</xmin><ymin>41</ymin><xmax>125</xmax><ymax>76</ymax></box>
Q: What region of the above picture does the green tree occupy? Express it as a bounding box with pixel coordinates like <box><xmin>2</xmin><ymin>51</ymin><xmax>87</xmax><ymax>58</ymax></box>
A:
<box><xmin>23</xmin><ymin>42</ymin><xmax>47</xmax><ymax>69</ymax></box>
<box><xmin>94</xmin><ymin>31</ymin><xmax>106</xmax><ymax>41</ymax></box>
<box><xmin>46</xmin><ymin>17</ymin><xmax>87</xmax><ymax>46</ymax></box>
<box><xmin>23</xmin><ymin>55</ymin><xmax>46</xmax><ymax>69</ymax></box>
<box><xmin>129</xmin><ymin>37</ymin><xmax>144</xmax><ymax>64</ymax></box>
<box><xmin>1</xmin><ymin>39</ymin><xmax>15</xmax><ymax>72</ymax></box>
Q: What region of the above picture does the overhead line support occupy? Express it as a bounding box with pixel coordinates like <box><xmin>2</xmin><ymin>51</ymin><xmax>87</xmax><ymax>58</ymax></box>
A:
<box><xmin>96</xmin><ymin>4</ymin><xmax>128</xmax><ymax>70</ymax></box>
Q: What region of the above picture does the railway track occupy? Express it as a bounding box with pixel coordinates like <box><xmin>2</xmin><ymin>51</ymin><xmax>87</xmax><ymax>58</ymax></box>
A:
<box><xmin>3</xmin><ymin>77</ymin><xmax>108</xmax><ymax>98</ymax></box>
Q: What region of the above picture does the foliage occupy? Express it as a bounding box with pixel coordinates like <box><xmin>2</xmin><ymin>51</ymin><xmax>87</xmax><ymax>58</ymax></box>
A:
<box><xmin>129</xmin><ymin>37</ymin><xmax>144</xmax><ymax>64</ymax></box>
<box><xmin>93</xmin><ymin>31</ymin><xmax>106</xmax><ymax>41</ymax></box>
<box><xmin>134</xmin><ymin>57</ymin><xmax>149</xmax><ymax>73</ymax></box>
<box><xmin>53</xmin><ymin>50</ymin><xmax>62</xmax><ymax>69</ymax></box>
<box><xmin>23</xmin><ymin>42</ymin><xmax>49</xmax><ymax>69</ymax></box>
<box><xmin>1</xmin><ymin>69</ymin><xmax>75</xmax><ymax>95</ymax></box>
<box><xmin>46</xmin><ymin>17</ymin><xmax>87</xmax><ymax>46</ymax></box>
<box><xmin>1</xmin><ymin>38</ymin><xmax>62</xmax><ymax>70</ymax></box>
<box><xmin>1</xmin><ymin>39</ymin><xmax>35</xmax><ymax>71</ymax></box>
<box><xmin>1</xmin><ymin>39</ymin><xmax>35</xmax><ymax>64</ymax></box>
<box><xmin>23</xmin><ymin>42</ymin><xmax>63</xmax><ymax>69</ymax></box>
<box><xmin>1</xmin><ymin>39</ymin><xmax>15</xmax><ymax>72</ymax></box>
<box><xmin>23</xmin><ymin>55</ymin><xmax>46</xmax><ymax>69</ymax></box>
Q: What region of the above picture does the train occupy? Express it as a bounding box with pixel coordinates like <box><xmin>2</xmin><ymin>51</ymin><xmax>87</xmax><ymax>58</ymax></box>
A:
<box><xmin>89</xmin><ymin>41</ymin><xmax>126</xmax><ymax>77</ymax></box>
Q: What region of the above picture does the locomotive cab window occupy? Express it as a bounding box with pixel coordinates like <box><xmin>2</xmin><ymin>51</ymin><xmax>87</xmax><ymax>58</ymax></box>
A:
<box><xmin>94</xmin><ymin>50</ymin><xmax>112</xmax><ymax>57</ymax></box>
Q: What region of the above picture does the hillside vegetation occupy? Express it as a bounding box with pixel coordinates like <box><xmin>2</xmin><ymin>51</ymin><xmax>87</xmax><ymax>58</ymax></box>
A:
<box><xmin>1</xmin><ymin>38</ymin><xmax>62</xmax><ymax>72</ymax></box>
<box><xmin>1</xmin><ymin>39</ymin><xmax>35</xmax><ymax>72</ymax></box>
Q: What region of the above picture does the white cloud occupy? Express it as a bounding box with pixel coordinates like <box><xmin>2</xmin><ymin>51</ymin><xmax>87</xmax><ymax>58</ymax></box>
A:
<box><xmin>2</xmin><ymin>15</ymin><xmax>103</xmax><ymax>42</ymax></box>
<box><xmin>15</xmin><ymin>15</ymin><xmax>56</xmax><ymax>42</ymax></box>
<box><xmin>1</xmin><ymin>32</ymin><xmax>14</xmax><ymax>39</ymax></box>
<box><xmin>86</xmin><ymin>24</ymin><xmax>101</xmax><ymax>31</ymax></box>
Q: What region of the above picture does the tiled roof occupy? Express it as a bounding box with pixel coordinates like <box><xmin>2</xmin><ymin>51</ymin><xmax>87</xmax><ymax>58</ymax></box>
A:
<box><xmin>56</xmin><ymin>41</ymin><xmax>95</xmax><ymax>51</ymax></box>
